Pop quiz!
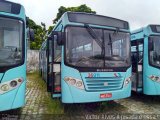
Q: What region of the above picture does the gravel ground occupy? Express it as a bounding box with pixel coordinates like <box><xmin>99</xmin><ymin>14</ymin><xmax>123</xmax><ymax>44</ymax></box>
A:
<box><xmin>116</xmin><ymin>93</ymin><xmax>160</xmax><ymax>114</ymax></box>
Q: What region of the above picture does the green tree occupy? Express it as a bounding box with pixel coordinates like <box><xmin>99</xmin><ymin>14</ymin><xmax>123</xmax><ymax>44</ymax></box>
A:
<box><xmin>53</xmin><ymin>4</ymin><xmax>96</xmax><ymax>23</ymax></box>
<box><xmin>27</xmin><ymin>18</ymin><xmax>46</xmax><ymax>50</ymax></box>
<box><xmin>48</xmin><ymin>25</ymin><xmax>54</xmax><ymax>34</ymax></box>
<box><xmin>28</xmin><ymin>4</ymin><xmax>96</xmax><ymax>50</ymax></box>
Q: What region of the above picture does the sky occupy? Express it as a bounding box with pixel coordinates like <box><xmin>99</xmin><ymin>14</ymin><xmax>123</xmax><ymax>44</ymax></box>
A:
<box><xmin>9</xmin><ymin>0</ymin><xmax>160</xmax><ymax>30</ymax></box>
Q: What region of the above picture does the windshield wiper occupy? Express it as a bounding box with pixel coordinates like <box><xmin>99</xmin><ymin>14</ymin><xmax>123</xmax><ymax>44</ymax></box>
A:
<box><xmin>108</xmin><ymin>28</ymin><xmax>120</xmax><ymax>56</ymax></box>
<box><xmin>84</xmin><ymin>24</ymin><xmax>105</xmax><ymax>56</ymax></box>
<box><xmin>108</xmin><ymin>33</ymin><xmax>113</xmax><ymax>56</ymax></box>
<box><xmin>84</xmin><ymin>24</ymin><xmax>103</xmax><ymax>48</ymax></box>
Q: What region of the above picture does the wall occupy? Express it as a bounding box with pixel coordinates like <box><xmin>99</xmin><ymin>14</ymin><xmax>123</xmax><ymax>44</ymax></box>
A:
<box><xmin>27</xmin><ymin>50</ymin><xmax>39</xmax><ymax>72</ymax></box>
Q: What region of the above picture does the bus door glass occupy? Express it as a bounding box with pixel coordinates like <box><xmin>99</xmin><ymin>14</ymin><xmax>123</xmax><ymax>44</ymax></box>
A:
<box><xmin>137</xmin><ymin>41</ymin><xmax>143</xmax><ymax>89</ymax></box>
<box><xmin>131</xmin><ymin>39</ymin><xmax>143</xmax><ymax>91</ymax></box>
<box><xmin>47</xmin><ymin>39</ymin><xmax>53</xmax><ymax>91</ymax></box>
<box><xmin>52</xmin><ymin>38</ymin><xmax>61</xmax><ymax>94</ymax></box>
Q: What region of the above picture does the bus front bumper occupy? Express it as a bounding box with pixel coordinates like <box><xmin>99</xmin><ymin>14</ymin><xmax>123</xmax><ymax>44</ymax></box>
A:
<box><xmin>61</xmin><ymin>82</ymin><xmax>131</xmax><ymax>103</ymax></box>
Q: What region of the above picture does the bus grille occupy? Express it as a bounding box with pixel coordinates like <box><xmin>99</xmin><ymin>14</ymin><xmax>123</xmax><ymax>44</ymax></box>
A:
<box><xmin>84</xmin><ymin>77</ymin><xmax>123</xmax><ymax>92</ymax></box>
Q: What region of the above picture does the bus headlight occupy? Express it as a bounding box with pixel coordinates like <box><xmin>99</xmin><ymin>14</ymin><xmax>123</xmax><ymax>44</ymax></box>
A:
<box><xmin>69</xmin><ymin>79</ymin><xmax>76</xmax><ymax>85</ymax></box>
<box><xmin>10</xmin><ymin>80</ymin><xmax>18</xmax><ymax>87</ymax></box>
<box><xmin>124</xmin><ymin>77</ymin><xmax>131</xmax><ymax>87</ymax></box>
<box><xmin>0</xmin><ymin>78</ymin><xmax>23</xmax><ymax>94</ymax></box>
<box><xmin>76</xmin><ymin>81</ymin><xmax>83</xmax><ymax>87</ymax></box>
<box><xmin>1</xmin><ymin>84</ymin><xmax>9</xmax><ymax>91</ymax></box>
<box><xmin>64</xmin><ymin>77</ymin><xmax>84</xmax><ymax>90</ymax></box>
<box><xmin>149</xmin><ymin>75</ymin><xmax>160</xmax><ymax>82</ymax></box>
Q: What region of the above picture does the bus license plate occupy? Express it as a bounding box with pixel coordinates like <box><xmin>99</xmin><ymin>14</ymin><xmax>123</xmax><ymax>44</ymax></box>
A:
<box><xmin>100</xmin><ymin>93</ymin><xmax>112</xmax><ymax>99</ymax></box>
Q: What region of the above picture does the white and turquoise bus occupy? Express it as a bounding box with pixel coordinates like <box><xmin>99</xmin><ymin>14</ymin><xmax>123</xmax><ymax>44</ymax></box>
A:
<box><xmin>0</xmin><ymin>0</ymin><xmax>34</xmax><ymax>111</ymax></box>
<box><xmin>40</xmin><ymin>12</ymin><xmax>132</xmax><ymax>103</ymax></box>
<box><xmin>131</xmin><ymin>25</ymin><xmax>160</xmax><ymax>95</ymax></box>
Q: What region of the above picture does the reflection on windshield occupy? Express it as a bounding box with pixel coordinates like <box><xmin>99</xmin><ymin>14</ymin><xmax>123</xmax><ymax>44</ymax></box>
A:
<box><xmin>149</xmin><ymin>36</ymin><xmax>160</xmax><ymax>67</ymax></box>
<box><xmin>104</xmin><ymin>30</ymin><xmax>130</xmax><ymax>67</ymax></box>
<box><xmin>66</xmin><ymin>26</ymin><xmax>130</xmax><ymax>68</ymax></box>
<box><xmin>0</xmin><ymin>17</ymin><xmax>23</xmax><ymax>66</ymax></box>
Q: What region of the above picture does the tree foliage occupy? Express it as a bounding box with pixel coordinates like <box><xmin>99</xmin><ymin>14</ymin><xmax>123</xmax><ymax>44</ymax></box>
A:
<box><xmin>29</xmin><ymin>4</ymin><xmax>95</xmax><ymax>50</ymax></box>
<box><xmin>53</xmin><ymin>4</ymin><xmax>96</xmax><ymax>23</ymax></box>
<box><xmin>48</xmin><ymin>26</ymin><xmax>54</xmax><ymax>34</ymax></box>
<box><xmin>27</xmin><ymin>18</ymin><xmax>46</xmax><ymax>50</ymax></box>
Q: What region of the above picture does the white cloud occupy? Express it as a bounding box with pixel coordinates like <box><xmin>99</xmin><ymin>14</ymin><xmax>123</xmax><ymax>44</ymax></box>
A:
<box><xmin>8</xmin><ymin>0</ymin><xmax>160</xmax><ymax>30</ymax></box>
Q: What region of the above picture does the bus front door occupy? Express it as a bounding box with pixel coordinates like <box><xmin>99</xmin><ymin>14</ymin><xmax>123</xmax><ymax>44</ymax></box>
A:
<box><xmin>131</xmin><ymin>40</ymin><xmax>143</xmax><ymax>92</ymax></box>
<box><xmin>47</xmin><ymin>39</ymin><xmax>53</xmax><ymax>92</ymax></box>
<box><xmin>52</xmin><ymin>37</ymin><xmax>61</xmax><ymax>97</ymax></box>
<box><xmin>47</xmin><ymin>36</ymin><xmax>61</xmax><ymax>97</ymax></box>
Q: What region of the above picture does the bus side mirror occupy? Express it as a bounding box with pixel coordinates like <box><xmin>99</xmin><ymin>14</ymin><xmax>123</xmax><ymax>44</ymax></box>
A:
<box><xmin>29</xmin><ymin>29</ymin><xmax>35</xmax><ymax>41</ymax></box>
<box><xmin>26</xmin><ymin>17</ymin><xmax>35</xmax><ymax>41</ymax></box>
<box><xmin>51</xmin><ymin>31</ymin><xmax>64</xmax><ymax>45</ymax></box>
<box><xmin>149</xmin><ymin>40</ymin><xmax>154</xmax><ymax>51</ymax></box>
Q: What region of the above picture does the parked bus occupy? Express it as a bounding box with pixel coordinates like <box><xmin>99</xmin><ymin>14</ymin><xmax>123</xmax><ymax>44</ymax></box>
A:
<box><xmin>0</xmin><ymin>0</ymin><xmax>33</xmax><ymax>111</ymax></box>
<box><xmin>131</xmin><ymin>25</ymin><xmax>160</xmax><ymax>95</ymax></box>
<box><xmin>40</xmin><ymin>12</ymin><xmax>132</xmax><ymax>103</ymax></box>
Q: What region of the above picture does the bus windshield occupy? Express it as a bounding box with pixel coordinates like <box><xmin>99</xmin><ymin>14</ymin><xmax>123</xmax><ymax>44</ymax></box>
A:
<box><xmin>66</xmin><ymin>26</ymin><xmax>130</xmax><ymax>68</ymax></box>
<box><xmin>149</xmin><ymin>36</ymin><xmax>160</xmax><ymax>68</ymax></box>
<box><xmin>0</xmin><ymin>17</ymin><xmax>23</xmax><ymax>66</ymax></box>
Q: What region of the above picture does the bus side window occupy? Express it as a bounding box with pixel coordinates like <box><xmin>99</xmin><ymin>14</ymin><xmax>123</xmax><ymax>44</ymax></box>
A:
<box><xmin>53</xmin><ymin>24</ymin><xmax>62</xmax><ymax>63</ymax></box>
<box><xmin>54</xmin><ymin>40</ymin><xmax>61</xmax><ymax>62</ymax></box>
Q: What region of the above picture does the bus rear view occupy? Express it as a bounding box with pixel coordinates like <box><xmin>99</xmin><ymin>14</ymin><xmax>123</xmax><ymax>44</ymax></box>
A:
<box><xmin>41</xmin><ymin>12</ymin><xmax>132</xmax><ymax>103</ymax></box>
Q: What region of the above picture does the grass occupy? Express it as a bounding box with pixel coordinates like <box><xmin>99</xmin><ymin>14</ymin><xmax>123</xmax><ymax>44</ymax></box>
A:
<box><xmin>27</xmin><ymin>72</ymin><xmax>64</xmax><ymax>114</ymax></box>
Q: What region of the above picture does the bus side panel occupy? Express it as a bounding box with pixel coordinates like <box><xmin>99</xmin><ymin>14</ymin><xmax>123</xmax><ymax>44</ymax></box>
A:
<box><xmin>61</xmin><ymin>63</ymin><xmax>80</xmax><ymax>103</ymax></box>
<box><xmin>12</xmin><ymin>81</ymin><xmax>26</xmax><ymax>109</ymax></box>
<box><xmin>0</xmin><ymin>88</ymin><xmax>19</xmax><ymax>111</ymax></box>
<box><xmin>1</xmin><ymin>66</ymin><xmax>26</xmax><ymax>83</ymax></box>
<box><xmin>143</xmin><ymin>66</ymin><xmax>160</xmax><ymax>95</ymax></box>
<box><xmin>0</xmin><ymin>65</ymin><xmax>26</xmax><ymax>111</ymax></box>
<box><xmin>0</xmin><ymin>74</ymin><xmax>4</xmax><ymax>80</ymax></box>
<box><xmin>0</xmin><ymin>82</ymin><xmax>26</xmax><ymax>111</ymax></box>
<box><xmin>143</xmin><ymin>38</ymin><xmax>160</xmax><ymax>95</ymax></box>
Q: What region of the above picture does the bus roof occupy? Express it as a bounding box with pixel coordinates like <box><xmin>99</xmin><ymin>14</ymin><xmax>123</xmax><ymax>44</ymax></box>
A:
<box><xmin>0</xmin><ymin>0</ymin><xmax>25</xmax><ymax>19</ymax></box>
<box><xmin>52</xmin><ymin>12</ymin><xmax>130</xmax><ymax>32</ymax></box>
<box><xmin>131</xmin><ymin>28</ymin><xmax>144</xmax><ymax>35</ymax></box>
<box><xmin>131</xmin><ymin>24</ymin><xmax>160</xmax><ymax>40</ymax></box>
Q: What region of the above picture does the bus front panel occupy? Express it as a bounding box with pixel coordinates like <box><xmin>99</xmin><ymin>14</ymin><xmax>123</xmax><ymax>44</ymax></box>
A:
<box><xmin>61</xmin><ymin>63</ymin><xmax>131</xmax><ymax>103</ymax></box>
<box><xmin>60</xmin><ymin>25</ymin><xmax>131</xmax><ymax>103</ymax></box>
<box><xmin>0</xmin><ymin>65</ymin><xmax>26</xmax><ymax>111</ymax></box>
